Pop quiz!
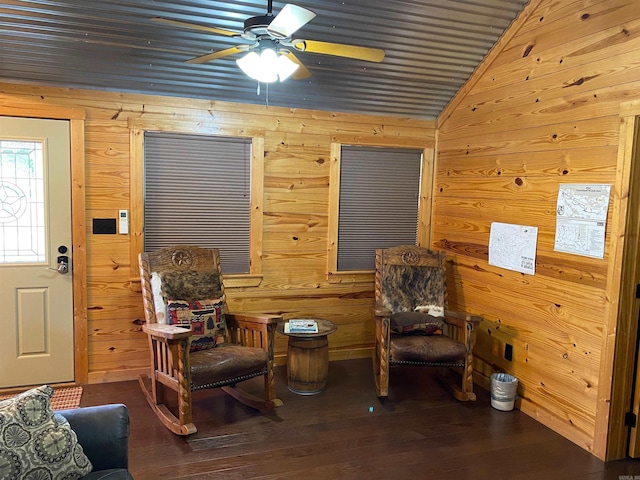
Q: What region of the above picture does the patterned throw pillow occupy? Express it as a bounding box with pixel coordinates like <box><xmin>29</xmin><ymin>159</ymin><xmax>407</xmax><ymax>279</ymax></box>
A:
<box><xmin>0</xmin><ymin>385</ymin><xmax>92</xmax><ymax>479</ymax></box>
<box><xmin>166</xmin><ymin>298</ymin><xmax>227</xmax><ymax>352</ymax></box>
<box><xmin>390</xmin><ymin>311</ymin><xmax>444</xmax><ymax>335</ymax></box>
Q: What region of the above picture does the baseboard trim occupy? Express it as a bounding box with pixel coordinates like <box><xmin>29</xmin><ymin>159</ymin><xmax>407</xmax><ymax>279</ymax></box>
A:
<box><xmin>88</xmin><ymin>367</ymin><xmax>149</xmax><ymax>384</ymax></box>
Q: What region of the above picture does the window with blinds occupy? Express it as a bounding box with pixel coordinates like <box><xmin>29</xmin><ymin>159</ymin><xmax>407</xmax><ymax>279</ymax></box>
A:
<box><xmin>337</xmin><ymin>146</ymin><xmax>422</xmax><ymax>271</ymax></box>
<box><xmin>144</xmin><ymin>132</ymin><xmax>252</xmax><ymax>274</ymax></box>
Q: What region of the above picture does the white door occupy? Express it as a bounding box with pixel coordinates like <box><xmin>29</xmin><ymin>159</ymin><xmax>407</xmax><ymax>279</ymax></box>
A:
<box><xmin>0</xmin><ymin>116</ymin><xmax>74</xmax><ymax>388</ymax></box>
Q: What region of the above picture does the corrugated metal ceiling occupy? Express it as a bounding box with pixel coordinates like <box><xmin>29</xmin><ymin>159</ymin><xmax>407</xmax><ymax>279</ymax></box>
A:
<box><xmin>0</xmin><ymin>0</ymin><xmax>529</xmax><ymax>119</ymax></box>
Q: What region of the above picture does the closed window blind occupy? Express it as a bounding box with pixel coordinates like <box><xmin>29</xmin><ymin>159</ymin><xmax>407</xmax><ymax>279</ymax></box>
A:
<box><xmin>338</xmin><ymin>146</ymin><xmax>421</xmax><ymax>271</ymax></box>
<box><xmin>144</xmin><ymin>132</ymin><xmax>251</xmax><ymax>274</ymax></box>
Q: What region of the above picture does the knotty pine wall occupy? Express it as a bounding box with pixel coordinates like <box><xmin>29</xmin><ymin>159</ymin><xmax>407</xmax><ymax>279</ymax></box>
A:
<box><xmin>4</xmin><ymin>0</ymin><xmax>638</xmax><ymax>461</ymax></box>
<box><xmin>436</xmin><ymin>0</ymin><xmax>640</xmax><ymax>460</ymax></box>
<box><xmin>0</xmin><ymin>81</ymin><xmax>435</xmax><ymax>384</ymax></box>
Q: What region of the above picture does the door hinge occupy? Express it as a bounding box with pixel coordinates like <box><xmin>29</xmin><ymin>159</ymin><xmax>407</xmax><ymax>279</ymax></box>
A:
<box><xmin>625</xmin><ymin>411</ymin><xmax>637</xmax><ymax>428</ymax></box>
<box><xmin>636</xmin><ymin>284</ymin><xmax>640</xmax><ymax>299</ymax></box>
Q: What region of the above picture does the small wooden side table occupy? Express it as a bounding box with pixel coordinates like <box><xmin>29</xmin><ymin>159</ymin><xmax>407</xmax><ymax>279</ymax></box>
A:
<box><xmin>277</xmin><ymin>318</ymin><xmax>338</xmax><ymax>395</ymax></box>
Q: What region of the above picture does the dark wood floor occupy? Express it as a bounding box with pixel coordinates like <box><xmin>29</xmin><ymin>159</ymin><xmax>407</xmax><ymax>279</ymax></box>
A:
<box><xmin>81</xmin><ymin>358</ymin><xmax>640</xmax><ymax>479</ymax></box>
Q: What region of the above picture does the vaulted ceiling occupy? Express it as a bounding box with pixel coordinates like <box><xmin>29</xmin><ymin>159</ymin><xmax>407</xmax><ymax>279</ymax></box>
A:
<box><xmin>0</xmin><ymin>0</ymin><xmax>530</xmax><ymax>119</ymax></box>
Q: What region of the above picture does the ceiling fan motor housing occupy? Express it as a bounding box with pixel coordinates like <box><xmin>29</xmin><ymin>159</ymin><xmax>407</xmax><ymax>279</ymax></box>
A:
<box><xmin>244</xmin><ymin>15</ymin><xmax>275</xmax><ymax>37</ymax></box>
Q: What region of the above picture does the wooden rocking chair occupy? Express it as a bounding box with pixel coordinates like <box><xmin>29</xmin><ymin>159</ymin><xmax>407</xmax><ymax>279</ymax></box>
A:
<box><xmin>138</xmin><ymin>245</ymin><xmax>282</xmax><ymax>435</ymax></box>
<box><xmin>373</xmin><ymin>245</ymin><xmax>481</xmax><ymax>401</ymax></box>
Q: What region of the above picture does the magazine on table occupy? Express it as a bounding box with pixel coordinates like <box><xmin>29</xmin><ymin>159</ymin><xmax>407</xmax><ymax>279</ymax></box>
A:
<box><xmin>285</xmin><ymin>318</ymin><xmax>319</xmax><ymax>333</ymax></box>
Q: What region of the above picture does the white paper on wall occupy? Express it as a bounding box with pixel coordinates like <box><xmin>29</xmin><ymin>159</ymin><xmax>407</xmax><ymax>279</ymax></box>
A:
<box><xmin>554</xmin><ymin>184</ymin><xmax>611</xmax><ymax>259</ymax></box>
<box><xmin>489</xmin><ymin>222</ymin><xmax>538</xmax><ymax>275</ymax></box>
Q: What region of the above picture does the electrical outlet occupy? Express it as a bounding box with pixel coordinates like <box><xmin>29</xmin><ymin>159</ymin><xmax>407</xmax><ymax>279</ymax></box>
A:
<box><xmin>505</xmin><ymin>343</ymin><xmax>513</xmax><ymax>361</ymax></box>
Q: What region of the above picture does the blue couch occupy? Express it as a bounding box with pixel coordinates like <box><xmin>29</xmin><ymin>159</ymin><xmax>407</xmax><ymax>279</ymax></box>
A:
<box><xmin>58</xmin><ymin>404</ymin><xmax>134</xmax><ymax>480</ymax></box>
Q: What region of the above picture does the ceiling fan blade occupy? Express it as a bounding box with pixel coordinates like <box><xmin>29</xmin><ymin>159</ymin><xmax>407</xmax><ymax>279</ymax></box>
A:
<box><xmin>267</xmin><ymin>4</ymin><xmax>316</xmax><ymax>38</ymax></box>
<box><xmin>295</xmin><ymin>40</ymin><xmax>385</xmax><ymax>63</ymax></box>
<box><xmin>285</xmin><ymin>52</ymin><xmax>312</xmax><ymax>80</ymax></box>
<box><xmin>152</xmin><ymin>17</ymin><xmax>239</xmax><ymax>37</ymax></box>
<box><xmin>186</xmin><ymin>45</ymin><xmax>248</xmax><ymax>64</ymax></box>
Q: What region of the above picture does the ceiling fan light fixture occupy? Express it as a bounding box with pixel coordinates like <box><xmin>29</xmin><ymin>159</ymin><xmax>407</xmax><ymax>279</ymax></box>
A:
<box><xmin>275</xmin><ymin>53</ymin><xmax>299</xmax><ymax>81</ymax></box>
<box><xmin>236</xmin><ymin>48</ymin><xmax>299</xmax><ymax>83</ymax></box>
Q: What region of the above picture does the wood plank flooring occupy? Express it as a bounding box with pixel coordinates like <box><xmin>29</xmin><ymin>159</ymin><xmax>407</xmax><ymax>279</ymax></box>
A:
<box><xmin>80</xmin><ymin>358</ymin><xmax>640</xmax><ymax>479</ymax></box>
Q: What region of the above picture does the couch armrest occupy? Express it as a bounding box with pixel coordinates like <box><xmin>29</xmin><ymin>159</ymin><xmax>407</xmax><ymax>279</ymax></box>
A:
<box><xmin>58</xmin><ymin>404</ymin><xmax>130</xmax><ymax>472</ymax></box>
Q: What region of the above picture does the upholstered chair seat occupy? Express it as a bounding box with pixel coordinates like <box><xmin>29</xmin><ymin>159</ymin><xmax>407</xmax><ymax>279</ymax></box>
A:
<box><xmin>190</xmin><ymin>344</ymin><xmax>269</xmax><ymax>390</ymax></box>
<box><xmin>389</xmin><ymin>334</ymin><xmax>467</xmax><ymax>364</ymax></box>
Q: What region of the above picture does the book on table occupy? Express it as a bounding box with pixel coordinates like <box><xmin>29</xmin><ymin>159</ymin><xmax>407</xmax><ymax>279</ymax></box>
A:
<box><xmin>285</xmin><ymin>319</ymin><xmax>318</xmax><ymax>334</ymax></box>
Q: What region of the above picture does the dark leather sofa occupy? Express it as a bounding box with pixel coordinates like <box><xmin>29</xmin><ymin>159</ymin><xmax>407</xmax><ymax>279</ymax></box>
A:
<box><xmin>58</xmin><ymin>404</ymin><xmax>134</xmax><ymax>480</ymax></box>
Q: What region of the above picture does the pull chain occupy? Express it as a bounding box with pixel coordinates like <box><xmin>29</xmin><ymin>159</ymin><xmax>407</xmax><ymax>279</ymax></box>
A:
<box><xmin>255</xmin><ymin>82</ymin><xmax>270</xmax><ymax>109</ymax></box>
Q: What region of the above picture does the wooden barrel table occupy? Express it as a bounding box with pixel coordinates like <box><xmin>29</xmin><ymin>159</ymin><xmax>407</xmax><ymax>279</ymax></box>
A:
<box><xmin>277</xmin><ymin>318</ymin><xmax>338</xmax><ymax>395</ymax></box>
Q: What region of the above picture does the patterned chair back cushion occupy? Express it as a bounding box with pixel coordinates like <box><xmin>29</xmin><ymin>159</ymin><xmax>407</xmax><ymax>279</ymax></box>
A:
<box><xmin>145</xmin><ymin>246</ymin><xmax>229</xmax><ymax>351</ymax></box>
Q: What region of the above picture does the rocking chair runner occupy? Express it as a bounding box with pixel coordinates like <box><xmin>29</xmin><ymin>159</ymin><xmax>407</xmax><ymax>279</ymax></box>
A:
<box><xmin>373</xmin><ymin>245</ymin><xmax>481</xmax><ymax>401</ymax></box>
<box><xmin>138</xmin><ymin>245</ymin><xmax>283</xmax><ymax>435</ymax></box>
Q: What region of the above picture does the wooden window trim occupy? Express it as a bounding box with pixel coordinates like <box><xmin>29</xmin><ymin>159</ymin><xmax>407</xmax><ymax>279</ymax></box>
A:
<box><xmin>128</xmin><ymin>120</ymin><xmax>265</xmax><ymax>289</ymax></box>
<box><xmin>326</xmin><ymin>141</ymin><xmax>434</xmax><ymax>284</ymax></box>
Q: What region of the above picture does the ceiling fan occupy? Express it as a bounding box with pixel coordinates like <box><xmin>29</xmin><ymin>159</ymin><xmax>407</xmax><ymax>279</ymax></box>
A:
<box><xmin>152</xmin><ymin>1</ymin><xmax>385</xmax><ymax>83</ymax></box>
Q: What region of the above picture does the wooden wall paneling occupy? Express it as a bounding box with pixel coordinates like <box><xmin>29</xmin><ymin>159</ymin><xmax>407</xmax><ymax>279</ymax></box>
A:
<box><xmin>418</xmin><ymin>148</ymin><xmax>435</xmax><ymax>247</ymax></box>
<box><xmin>436</xmin><ymin>147</ymin><xmax>619</xmax><ymax>178</ymax></box>
<box><xmin>452</xmin><ymin>2</ymin><xmax>640</xmax><ymax>104</ymax></box>
<box><xmin>496</xmin><ymin>0</ymin><xmax>640</xmax><ymax>67</ymax></box>
<box><xmin>88</xmin><ymin>340</ymin><xmax>149</xmax><ymax>373</ymax></box>
<box><xmin>262</xmin><ymin>231</ymin><xmax>328</xmax><ymax>253</ymax></box>
<box><xmin>326</xmin><ymin>142</ymin><xmax>342</xmax><ymax>281</ymax></box>
<box><xmin>447</xmin><ymin>268</ymin><xmax>607</xmax><ymax>337</ymax></box>
<box><xmin>435</xmin><ymin>210</ymin><xmax>614</xmax><ymax>254</ymax></box>
<box><xmin>441</xmin><ymin>38</ymin><xmax>640</xmax><ymax>141</ymax></box>
<box><xmin>435</xmin><ymin>0</ymin><xmax>640</xmax><ymax>461</ymax></box>
<box><xmin>250</xmin><ymin>136</ymin><xmax>265</xmax><ymax>277</ymax></box>
<box><xmin>472</xmin><ymin>344</ymin><xmax>598</xmax><ymax>452</ymax></box>
<box><xmin>331</xmin><ymin>134</ymin><xmax>434</xmax><ymax>149</ymax></box>
<box><xmin>436</xmin><ymin>0</ymin><xmax>640</xmax><ymax>461</ymax></box>
<box><xmin>1</xmin><ymin>82</ymin><xmax>435</xmax><ymax>398</ymax></box>
<box><xmin>227</xmin><ymin>286</ymin><xmax>375</xmax><ymax>311</ymax></box>
<box><xmin>129</xmin><ymin>129</ymin><xmax>144</xmax><ymax>286</ymax></box>
<box><xmin>263</xmin><ymin>210</ymin><xmax>328</xmax><ymax>232</ymax></box>
<box><xmin>515</xmin><ymin>0</ymin><xmax>608</xmax><ymax>37</ymax></box>
<box><xmin>0</xmin><ymin>81</ymin><xmax>435</xmax><ymax>129</ymax></box>
<box><xmin>438</xmin><ymin>0</ymin><xmax>545</xmax><ymax>126</ymax></box>
<box><xmin>439</xmin><ymin>117</ymin><xmax>621</xmax><ymax>161</ymax></box>
<box><xmin>435</xmin><ymin>175</ymin><xmax>613</xmax><ymax>205</ymax></box>
<box><xmin>435</xmin><ymin>201</ymin><xmax>556</xmax><ymax>229</ymax></box>
<box><xmin>70</xmin><ymin>118</ymin><xmax>88</xmax><ymax>385</ymax></box>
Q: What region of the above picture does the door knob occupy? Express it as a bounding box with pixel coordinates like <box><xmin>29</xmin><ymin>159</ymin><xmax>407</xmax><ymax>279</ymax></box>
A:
<box><xmin>56</xmin><ymin>255</ymin><xmax>69</xmax><ymax>274</ymax></box>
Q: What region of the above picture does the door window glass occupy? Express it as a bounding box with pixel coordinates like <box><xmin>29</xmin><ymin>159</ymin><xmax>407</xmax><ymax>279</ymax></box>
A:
<box><xmin>0</xmin><ymin>139</ymin><xmax>45</xmax><ymax>263</ymax></box>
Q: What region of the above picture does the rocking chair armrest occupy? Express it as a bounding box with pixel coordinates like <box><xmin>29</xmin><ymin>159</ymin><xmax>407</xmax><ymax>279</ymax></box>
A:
<box><xmin>374</xmin><ymin>306</ymin><xmax>392</xmax><ymax>319</ymax></box>
<box><xmin>444</xmin><ymin>310</ymin><xmax>482</xmax><ymax>353</ymax></box>
<box><xmin>143</xmin><ymin>323</ymin><xmax>191</xmax><ymax>340</ymax></box>
<box><xmin>226</xmin><ymin>313</ymin><xmax>282</xmax><ymax>325</ymax></box>
<box><xmin>443</xmin><ymin>310</ymin><xmax>482</xmax><ymax>329</ymax></box>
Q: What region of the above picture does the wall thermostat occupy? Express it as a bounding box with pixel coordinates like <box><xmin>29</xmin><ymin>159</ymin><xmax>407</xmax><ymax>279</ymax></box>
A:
<box><xmin>119</xmin><ymin>210</ymin><xmax>129</xmax><ymax>235</ymax></box>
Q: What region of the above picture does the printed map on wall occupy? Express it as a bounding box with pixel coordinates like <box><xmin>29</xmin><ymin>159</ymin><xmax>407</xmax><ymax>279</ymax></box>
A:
<box><xmin>554</xmin><ymin>184</ymin><xmax>611</xmax><ymax>259</ymax></box>
<box><xmin>489</xmin><ymin>222</ymin><xmax>538</xmax><ymax>275</ymax></box>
